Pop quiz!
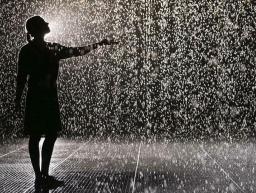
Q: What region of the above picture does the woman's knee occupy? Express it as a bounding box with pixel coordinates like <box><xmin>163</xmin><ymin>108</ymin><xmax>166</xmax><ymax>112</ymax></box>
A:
<box><xmin>29</xmin><ymin>135</ymin><xmax>41</xmax><ymax>144</ymax></box>
<box><xmin>44</xmin><ymin>134</ymin><xmax>57</xmax><ymax>144</ymax></box>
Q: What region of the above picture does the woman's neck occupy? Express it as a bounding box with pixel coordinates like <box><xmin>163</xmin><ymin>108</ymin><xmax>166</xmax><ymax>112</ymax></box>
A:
<box><xmin>33</xmin><ymin>36</ymin><xmax>45</xmax><ymax>44</ymax></box>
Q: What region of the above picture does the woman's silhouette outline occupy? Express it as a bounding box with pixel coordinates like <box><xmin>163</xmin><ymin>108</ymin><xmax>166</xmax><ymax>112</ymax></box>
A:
<box><xmin>15</xmin><ymin>15</ymin><xmax>118</xmax><ymax>191</ymax></box>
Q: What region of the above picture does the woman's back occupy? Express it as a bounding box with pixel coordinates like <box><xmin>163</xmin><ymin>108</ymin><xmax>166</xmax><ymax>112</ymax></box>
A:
<box><xmin>19</xmin><ymin>41</ymin><xmax>63</xmax><ymax>91</ymax></box>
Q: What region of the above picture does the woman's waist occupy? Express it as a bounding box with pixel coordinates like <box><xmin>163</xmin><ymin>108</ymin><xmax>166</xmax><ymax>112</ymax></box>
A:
<box><xmin>28</xmin><ymin>76</ymin><xmax>57</xmax><ymax>89</ymax></box>
<box><xmin>27</xmin><ymin>81</ymin><xmax>58</xmax><ymax>96</ymax></box>
<box><xmin>26</xmin><ymin>86</ymin><xmax>58</xmax><ymax>102</ymax></box>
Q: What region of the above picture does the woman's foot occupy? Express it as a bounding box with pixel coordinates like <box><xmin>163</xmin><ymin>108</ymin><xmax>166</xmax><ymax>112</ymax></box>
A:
<box><xmin>34</xmin><ymin>175</ymin><xmax>42</xmax><ymax>191</ymax></box>
<box><xmin>41</xmin><ymin>175</ymin><xmax>64</xmax><ymax>189</ymax></box>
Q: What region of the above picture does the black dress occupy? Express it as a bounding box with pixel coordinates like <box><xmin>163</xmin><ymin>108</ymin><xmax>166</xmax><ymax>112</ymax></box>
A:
<box><xmin>18</xmin><ymin>41</ymin><xmax>75</xmax><ymax>135</ymax></box>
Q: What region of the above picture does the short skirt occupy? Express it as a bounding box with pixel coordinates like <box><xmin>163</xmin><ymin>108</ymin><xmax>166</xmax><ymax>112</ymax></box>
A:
<box><xmin>23</xmin><ymin>86</ymin><xmax>62</xmax><ymax>136</ymax></box>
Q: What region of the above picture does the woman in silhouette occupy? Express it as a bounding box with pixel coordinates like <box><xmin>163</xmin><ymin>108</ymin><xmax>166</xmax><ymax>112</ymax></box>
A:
<box><xmin>15</xmin><ymin>15</ymin><xmax>117</xmax><ymax>190</ymax></box>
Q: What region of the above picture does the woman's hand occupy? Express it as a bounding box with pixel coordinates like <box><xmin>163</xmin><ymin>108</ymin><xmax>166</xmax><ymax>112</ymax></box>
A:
<box><xmin>99</xmin><ymin>39</ymin><xmax>119</xmax><ymax>46</ymax></box>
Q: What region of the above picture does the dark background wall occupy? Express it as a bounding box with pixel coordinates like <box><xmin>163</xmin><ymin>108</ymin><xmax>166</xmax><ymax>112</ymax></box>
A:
<box><xmin>0</xmin><ymin>0</ymin><xmax>256</xmax><ymax>141</ymax></box>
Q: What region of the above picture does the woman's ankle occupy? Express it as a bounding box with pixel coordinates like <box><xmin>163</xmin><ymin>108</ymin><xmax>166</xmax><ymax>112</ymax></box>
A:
<box><xmin>35</xmin><ymin>172</ymin><xmax>42</xmax><ymax>179</ymax></box>
<box><xmin>41</xmin><ymin>173</ymin><xmax>49</xmax><ymax>177</ymax></box>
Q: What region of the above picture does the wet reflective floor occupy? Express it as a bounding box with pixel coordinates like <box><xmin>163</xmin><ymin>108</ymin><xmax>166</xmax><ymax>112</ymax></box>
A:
<box><xmin>0</xmin><ymin>138</ymin><xmax>255</xmax><ymax>193</ymax></box>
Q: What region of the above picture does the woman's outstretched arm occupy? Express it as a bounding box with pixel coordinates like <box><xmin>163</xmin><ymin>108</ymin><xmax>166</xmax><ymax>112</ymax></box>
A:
<box><xmin>56</xmin><ymin>39</ymin><xmax>118</xmax><ymax>59</ymax></box>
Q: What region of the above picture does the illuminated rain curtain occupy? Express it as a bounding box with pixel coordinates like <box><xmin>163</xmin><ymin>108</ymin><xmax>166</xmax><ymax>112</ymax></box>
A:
<box><xmin>0</xmin><ymin>0</ymin><xmax>255</xmax><ymax>141</ymax></box>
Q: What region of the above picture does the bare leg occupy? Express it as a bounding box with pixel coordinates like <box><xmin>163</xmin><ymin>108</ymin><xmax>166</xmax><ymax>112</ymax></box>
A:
<box><xmin>41</xmin><ymin>134</ymin><xmax>64</xmax><ymax>189</ymax></box>
<box><xmin>41</xmin><ymin>134</ymin><xmax>57</xmax><ymax>176</ymax></box>
<box><xmin>29</xmin><ymin>135</ymin><xmax>41</xmax><ymax>178</ymax></box>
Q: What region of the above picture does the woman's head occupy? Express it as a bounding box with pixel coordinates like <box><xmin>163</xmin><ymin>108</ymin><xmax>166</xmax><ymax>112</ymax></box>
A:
<box><xmin>26</xmin><ymin>16</ymin><xmax>50</xmax><ymax>40</ymax></box>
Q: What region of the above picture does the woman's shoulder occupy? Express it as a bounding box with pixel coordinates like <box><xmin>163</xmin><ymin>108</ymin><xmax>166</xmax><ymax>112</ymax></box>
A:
<box><xmin>46</xmin><ymin>42</ymin><xmax>59</xmax><ymax>46</ymax></box>
<box><xmin>20</xmin><ymin>43</ymin><xmax>31</xmax><ymax>50</ymax></box>
<box><xmin>19</xmin><ymin>43</ymin><xmax>33</xmax><ymax>55</ymax></box>
<box><xmin>46</xmin><ymin>42</ymin><xmax>64</xmax><ymax>51</ymax></box>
